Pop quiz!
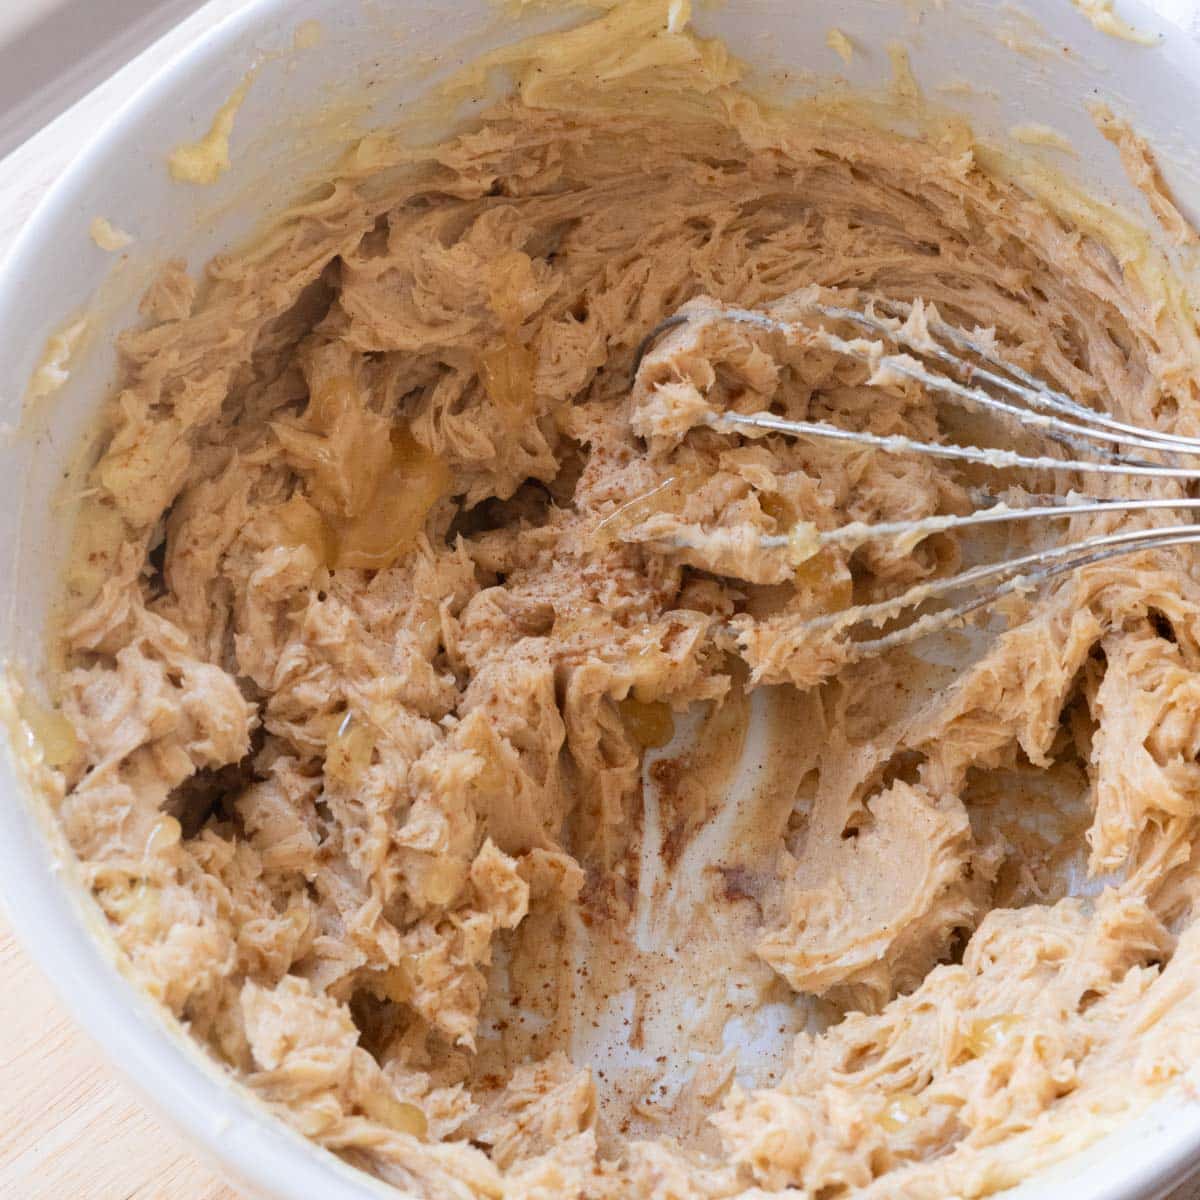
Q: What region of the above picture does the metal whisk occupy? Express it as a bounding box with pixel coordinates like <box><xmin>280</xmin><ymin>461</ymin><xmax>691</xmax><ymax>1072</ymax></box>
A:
<box><xmin>632</xmin><ymin>294</ymin><xmax>1200</xmax><ymax>659</ymax></box>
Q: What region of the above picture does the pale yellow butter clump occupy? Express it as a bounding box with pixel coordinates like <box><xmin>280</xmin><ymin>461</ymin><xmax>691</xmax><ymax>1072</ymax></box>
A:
<box><xmin>89</xmin><ymin>216</ymin><xmax>134</xmax><ymax>251</ymax></box>
<box><xmin>168</xmin><ymin>72</ymin><xmax>255</xmax><ymax>185</ymax></box>
<box><xmin>826</xmin><ymin>27</ymin><xmax>854</xmax><ymax>66</ymax></box>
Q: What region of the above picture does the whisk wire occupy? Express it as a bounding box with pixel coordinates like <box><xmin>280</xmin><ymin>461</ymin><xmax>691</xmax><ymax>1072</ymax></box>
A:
<box><xmin>874</xmin><ymin>297</ymin><xmax>1200</xmax><ymax>454</ymax></box>
<box><xmin>680</xmin><ymin>305</ymin><xmax>1200</xmax><ymax>465</ymax></box>
<box><xmin>631</xmin><ymin>295</ymin><xmax>1200</xmax><ymax>661</ymax></box>
<box><xmin>715</xmin><ymin>410</ymin><xmax>1200</xmax><ymax>480</ymax></box>
<box><xmin>840</xmin><ymin>526</ymin><xmax>1200</xmax><ymax>661</ymax></box>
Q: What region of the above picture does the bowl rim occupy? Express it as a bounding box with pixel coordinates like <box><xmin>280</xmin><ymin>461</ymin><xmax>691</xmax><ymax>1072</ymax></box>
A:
<box><xmin>0</xmin><ymin>1</ymin><xmax>408</xmax><ymax>1191</ymax></box>
<box><xmin>2</xmin><ymin>1</ymin><xmax>1200</xmax><ymax>1199</ymax></box>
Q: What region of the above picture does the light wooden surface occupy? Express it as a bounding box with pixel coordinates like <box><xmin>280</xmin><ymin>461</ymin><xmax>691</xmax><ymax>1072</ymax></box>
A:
<box><xmin>0</xmin><ymin>919</ymin><xmax>241</xmax><ymax>1199</ymax></box>
<box><xmin>3</xmin><ymin>1</ymin><xmax>1200</xmax><ymax>1198</ymax></box>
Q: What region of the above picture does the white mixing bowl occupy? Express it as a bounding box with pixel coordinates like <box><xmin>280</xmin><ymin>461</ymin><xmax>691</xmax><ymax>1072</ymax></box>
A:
<box><xmin>2</xmin><ymin>2</ymin><xmax>1200</xmax><ymax>1196</ymax></box>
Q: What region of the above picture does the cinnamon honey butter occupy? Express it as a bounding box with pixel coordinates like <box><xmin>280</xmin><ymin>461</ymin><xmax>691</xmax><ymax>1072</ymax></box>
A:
<box><xmin>34</xmin><ymin>2</ymin><xmax>1200</xmax><ymax>1196</ymax></box>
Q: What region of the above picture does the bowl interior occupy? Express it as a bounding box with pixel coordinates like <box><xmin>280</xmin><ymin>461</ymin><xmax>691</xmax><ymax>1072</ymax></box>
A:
<box><xmin>2</xmin><ymin>2</ymin><xmax>1199</xmax><ymax>1197</ymax></box>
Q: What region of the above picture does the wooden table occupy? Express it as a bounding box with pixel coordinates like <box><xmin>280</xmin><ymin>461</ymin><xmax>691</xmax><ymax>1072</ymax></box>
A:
<box><xmin>3</xmin><ymin>1</ymin><xmax>1200</xmax><ymax>1196</ymax></box>
<box><xmin>0</xmin><ymin>920</ymin><xmax>238</xmax><ymax>1198</ymax></box>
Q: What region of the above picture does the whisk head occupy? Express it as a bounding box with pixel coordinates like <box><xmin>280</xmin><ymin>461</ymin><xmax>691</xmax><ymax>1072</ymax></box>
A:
<box><xmin>629</xmin><ymin>291</ymin><xmax>1200</xmax><ymax>663</ymax></box>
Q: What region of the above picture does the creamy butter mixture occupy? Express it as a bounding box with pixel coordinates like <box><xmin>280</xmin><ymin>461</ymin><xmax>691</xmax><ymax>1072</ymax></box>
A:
<box><xmin>41</xmin><ymin>3</ymin><xmax>1200</xmax><ymax>1197</ymax></box>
